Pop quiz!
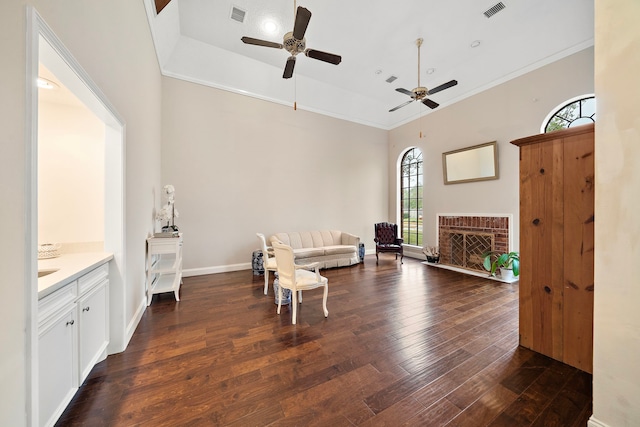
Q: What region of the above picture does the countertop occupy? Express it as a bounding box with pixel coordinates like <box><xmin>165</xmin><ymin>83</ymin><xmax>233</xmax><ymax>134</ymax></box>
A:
<box><xmin>38</xmin><ymin>252</ymin><xmax>114</xmax><ymax>299</ymax></box>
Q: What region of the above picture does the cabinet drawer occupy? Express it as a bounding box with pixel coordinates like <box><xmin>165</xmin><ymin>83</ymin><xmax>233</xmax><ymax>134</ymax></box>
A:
<box><xmin>79</xmin><ymin>262</ymin><xmax>109</xmax><ymax>294</ymax></box>
<box><xmin>38</xmin><ymin>282</ymin><xmax>78</xmax><ymax>327</ymax></box>
<box><xmin>149</xmin><ymin>239</ymin><xmax>182</xmax><ymax>254</ymax></box>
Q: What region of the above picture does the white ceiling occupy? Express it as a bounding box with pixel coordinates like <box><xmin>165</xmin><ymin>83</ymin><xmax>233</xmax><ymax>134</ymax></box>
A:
<box><xmin>144</xmin><ymin>0</ymin><xmax>594</xmax><ymax>129</ymax></box>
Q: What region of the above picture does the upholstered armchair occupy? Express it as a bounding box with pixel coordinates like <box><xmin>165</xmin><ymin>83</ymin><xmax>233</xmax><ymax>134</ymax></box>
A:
<box><xmin>272</xmin><ymin>241</ymin><xmax>329</xmax><ymax>325</ymax></box>
<box><xmin>257</xmin><ymin>233</ymin><xmax>278</xmax><ymax>295</ymax></box>
<box><xmin>374</xmin><ymin>222</ymin><xmax>404</xmax><ymax>264</ymax></box>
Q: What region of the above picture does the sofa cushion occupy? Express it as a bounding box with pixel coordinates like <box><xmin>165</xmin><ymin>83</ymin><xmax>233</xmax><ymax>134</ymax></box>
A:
<box><xmin>293</xmin><ymin>247</ymin><xmax>325</xmax><ymax>259</ymax></box>
<box><xmin>323</xmin><ymin>245</ymin><xmax>357</xmax><ymax>255</ymax></box>
<box><xmin>272</xmin><ymin>231</ymin><xmax>345</xmax><ymax>249</ymax></box>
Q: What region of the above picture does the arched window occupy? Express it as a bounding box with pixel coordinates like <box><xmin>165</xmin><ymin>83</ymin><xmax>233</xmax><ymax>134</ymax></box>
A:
<box><xmin>542</xmin><ymin>95</ymin><xmax>596</xmax><ymax>133</ymax></box>
<box><xmin>400</xmin><ymin>148</ymin><xmax>423</xmax><ymax>246</ymax></box>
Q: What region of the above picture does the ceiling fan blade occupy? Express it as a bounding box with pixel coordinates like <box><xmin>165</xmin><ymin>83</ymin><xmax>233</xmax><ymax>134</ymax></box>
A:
<box><xmin>292</xmin><ymin>7</ymin><xmax>312</xmax><ymax>40</ymax></box>
<box><xmin>304</xmin><ymin>49</ymin><xmax>342</xmax><ymax>65</ymax></box>
<box><xmin>283</xmin><ymin>56</ymin><xmax>296</xmax><ymax>79</ymax></box>
<box><xmin>427</xmin><ymin>79</ymin><xmax>458</xmax><ymax>95</ymax></box>
<box><xmin>241</xmin><ymin>36</ymin><xmax>283</xmax><ymax>49</ymax></box>
<box><xmin>389</xmin><ymin>100</ymin><xmax>414</xmax><ymax>112</ymax></box>
<box><xmin>396</xmin><ymin>88</ymin><xmax>415</xmax><ymax>98</ymax></box>
<box><xmin>422</xmin><ymin>98</ymin><xmax>439</xmax><ymax>109</ymax></box>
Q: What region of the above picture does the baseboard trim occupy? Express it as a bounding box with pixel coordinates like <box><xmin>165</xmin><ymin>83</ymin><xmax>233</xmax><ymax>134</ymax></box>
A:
<box><xmin>183</xmin><ymin>250</ymin><xmax>424</xmax><ymax>278</ymax></box>
<box><xmin>588</xmin><ymin>416</ymin><xmax>610</xmax><ymax>427</ymax></box>
<box><xmin>124</xmin><ymin>297</ymin><xmax>146</xmax><ymax>351</ymax></box>
<box><xmin>183</xmin><ymin>262</ymin><xmax>252</xmax><ymax>277</ymax></box>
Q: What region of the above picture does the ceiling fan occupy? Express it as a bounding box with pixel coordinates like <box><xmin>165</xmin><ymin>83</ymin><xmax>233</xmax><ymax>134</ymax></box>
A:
<box><xmin>240</xmin><ymin>2</ymin><xmax>342</xmax><ymax>79</ymax></box>
<box><xmin>389</xmin><ymin>38</ymin><xmax>458</xmax><ymax>112</ymax></box>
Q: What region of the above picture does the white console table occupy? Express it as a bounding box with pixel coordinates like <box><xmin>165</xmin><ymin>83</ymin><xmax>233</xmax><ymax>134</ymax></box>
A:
<box><xmin>146</xmin><ymin>234</ymin><xmax>183</xmax><ymax>305</ymax></box>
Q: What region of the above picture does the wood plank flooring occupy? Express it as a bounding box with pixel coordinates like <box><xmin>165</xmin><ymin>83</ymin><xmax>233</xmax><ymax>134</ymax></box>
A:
<box><xmin>57</xmin><ymin>256</ymin><xmax>592</xmax><ymax>426</ymax></box>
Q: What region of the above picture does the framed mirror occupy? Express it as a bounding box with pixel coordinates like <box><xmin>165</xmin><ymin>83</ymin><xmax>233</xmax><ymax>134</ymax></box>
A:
<box><xmin>442</xmin><ymin>141</ymin><xmax>499</xmax><ymax>185</ymax></box>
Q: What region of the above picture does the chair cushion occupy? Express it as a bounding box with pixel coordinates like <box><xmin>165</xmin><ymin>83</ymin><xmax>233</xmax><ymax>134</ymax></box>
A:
<box><xmin>295</xmin><ymin>269</ymin><xmax>328</xmax><ymax>290</ymax></box>
<box><xmin>377</xmin><ymin>244</ymin><xmax>401</xmax><ymax>249</ymax></box>
<box><xmin>264</xmin><ymin>257</ymin><xmax>277</xmax><ymax>270</ymax></box>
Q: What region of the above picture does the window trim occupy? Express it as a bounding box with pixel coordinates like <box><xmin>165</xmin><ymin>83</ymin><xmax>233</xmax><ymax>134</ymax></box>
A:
<box><xmin>399</xmin><ymin>147</ymin><xmax>424</xmax><ymax>247</ymax></box>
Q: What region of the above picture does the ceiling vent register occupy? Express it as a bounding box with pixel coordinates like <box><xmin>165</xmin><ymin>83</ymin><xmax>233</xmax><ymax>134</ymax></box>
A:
<box><xmin>230</xmin><ymin>6</ymin><xmax>246</xmax><ymax>23</ymax></box>
<box><xmin>483</xmin><ymin>2</ymin><xmax>506</xmax><ymax>18</ymax></box>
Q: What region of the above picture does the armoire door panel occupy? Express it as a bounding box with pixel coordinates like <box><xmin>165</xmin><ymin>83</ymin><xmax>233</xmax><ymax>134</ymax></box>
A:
<box><xmin>562</xmin><ymin>134</ymin><xmax>595</xmax><ymax>373</ymax></box>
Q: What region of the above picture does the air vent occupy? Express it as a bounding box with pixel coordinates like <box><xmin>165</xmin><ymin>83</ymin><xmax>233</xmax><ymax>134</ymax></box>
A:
<box><xmin>386</xmin><ymin>75</ymin><xmax>398</xmax><ymax>83</ymax></box>
<box><xmin>483</xmin><ymin>2</ymin><xmax>506</xmax><ymax>18</ymax></box>
<box><xmin>230</xmin><ymin>6</ymin><xmax>246</xmax><ymax>23</ymax></box>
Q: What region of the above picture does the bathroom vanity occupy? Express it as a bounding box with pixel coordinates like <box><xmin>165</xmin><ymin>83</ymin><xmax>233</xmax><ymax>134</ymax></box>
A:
<box><xmin>37</xmin><ymin>252</ymin><xmax>112</xmax><ymax>427</ymax></box>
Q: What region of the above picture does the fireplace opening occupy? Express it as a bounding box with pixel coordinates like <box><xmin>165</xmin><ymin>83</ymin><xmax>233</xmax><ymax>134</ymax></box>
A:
<box><xmin>448</xmin><ymin>232</ymin><xmax>494</xmax><ymax>271</ymax></box>
<box><xmin>437</xmin><ymin>214</ymin><xmax>511</xmax><ymax>274</ymax></box>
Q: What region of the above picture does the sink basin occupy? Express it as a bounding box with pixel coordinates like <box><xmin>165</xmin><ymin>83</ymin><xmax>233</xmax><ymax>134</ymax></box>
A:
<box><xmin>38</xmin><ymin>268</ymin><xmax>59</xmax><ymax>278</ymax></box>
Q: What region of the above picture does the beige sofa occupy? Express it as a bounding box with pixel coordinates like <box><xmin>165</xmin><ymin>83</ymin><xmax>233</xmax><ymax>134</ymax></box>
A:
<box><xmin>270</xmin><ymin>230</ymin><xmax>360</xmax><ymax>269</ymax></box>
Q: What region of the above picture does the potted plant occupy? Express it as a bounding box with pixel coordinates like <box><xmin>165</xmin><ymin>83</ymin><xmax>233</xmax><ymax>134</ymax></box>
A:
<box><xmin>482</xmin><ymin>251</ymin><xmax>520</xmax><ymax>280</ymax></box>
<box><xmin>423</xmin><ymin>245</ymin><xmax>440</xmax><ymax>263</ymax></box>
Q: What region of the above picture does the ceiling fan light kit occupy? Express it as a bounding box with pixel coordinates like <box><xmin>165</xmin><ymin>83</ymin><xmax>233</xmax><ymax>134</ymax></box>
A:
<box><xmin>389</xmin><ymin>38</ymin><xmax>458</xmax><ymax>112</ymax></box>
<box><xmin>240</xmin><ymin>4</ymin><xmax>342</xmax><ymax>79</ymax></box>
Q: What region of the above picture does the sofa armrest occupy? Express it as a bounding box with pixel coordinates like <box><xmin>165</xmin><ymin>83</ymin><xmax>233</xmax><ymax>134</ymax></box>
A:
<box><xmin>341</xmin><ymin>232</ymin><xmax>360</xmax><ymax>247</ymax></box>
<box><xmin>394</xmin><ymin>238</ymin><xmax>404</xmax><ymax>245</ymax></box>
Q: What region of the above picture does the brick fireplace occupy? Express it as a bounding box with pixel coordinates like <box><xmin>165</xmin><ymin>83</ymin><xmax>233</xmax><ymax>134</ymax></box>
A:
<box><xmin>437</xmin><ymin>214</ymin><xmax>512</xmax><ymax>272</ymax></box>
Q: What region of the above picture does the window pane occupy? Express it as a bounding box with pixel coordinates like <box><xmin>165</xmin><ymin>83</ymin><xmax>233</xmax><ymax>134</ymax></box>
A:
<box><xmin>545</xmin><ymin>96</ymin><xmax>596</xmax><ymax>133</ymax></box>
<box><xmin>399</xmin><ymin>148</ymin><xmax>423</xmax><ymax>246</ymax></box>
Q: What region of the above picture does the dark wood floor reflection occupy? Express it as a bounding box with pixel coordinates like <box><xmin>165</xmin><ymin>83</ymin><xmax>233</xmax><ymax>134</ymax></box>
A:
<box><xmin>57</xmin><ymin>256</ymin><xmax>592</xmax><ymax>426</ymax></box>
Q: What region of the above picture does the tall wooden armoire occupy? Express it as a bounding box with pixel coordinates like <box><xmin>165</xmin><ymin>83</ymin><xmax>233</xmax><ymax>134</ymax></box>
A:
<box><xmin>510</xmin><ymin>123</ymin><xmax>594</xmax><ymax>373</ymax></box>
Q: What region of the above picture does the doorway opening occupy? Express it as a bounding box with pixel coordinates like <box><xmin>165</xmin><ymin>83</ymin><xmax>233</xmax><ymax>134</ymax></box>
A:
<box><xmin>27</xmin><ymin>8</ymin><xmax>125</xmax><ymax>424</ymax></box>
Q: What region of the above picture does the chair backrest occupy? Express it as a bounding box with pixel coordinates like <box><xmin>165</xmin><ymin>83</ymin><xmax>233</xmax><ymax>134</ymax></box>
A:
<box><xmin>374</xmin><ymin>222</ymin><xmax>399</xmax><ymax>245</ymax></box>
<box><xmin>257</xmin><ymin>233</ymin><xmax>269</xmax><ymax>254</ymax></box>
<box><xmin>272</xmin><ymin>241</ymin><xmax>296</xmax><ymax>289</ymax></box>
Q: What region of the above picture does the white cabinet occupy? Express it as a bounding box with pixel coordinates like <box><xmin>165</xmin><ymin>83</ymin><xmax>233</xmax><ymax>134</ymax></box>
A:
<box><xmin>38</xmin><ymin>302</ymin><xmax>77</xmax><ymax>427</ymax></box>
<box><xmin>146</xmin><ymin>234</ymin><xmax>183</xmax><ymax>305</ymax></box>
<box><xmin>77</xmin><ymin>263</ymin><xmax>109</xmax><ymax>383</ymax></box>
<box><xmin>38</xmin><ymin>261</ymin><xmax>109</xmax><ymax>427</ymax></box>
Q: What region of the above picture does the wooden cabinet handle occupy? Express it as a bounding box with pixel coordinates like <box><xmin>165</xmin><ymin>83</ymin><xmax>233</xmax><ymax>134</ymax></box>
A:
<box><xmin>532</xmin><ymin>218</ymin><xmax>540</xmax><ymax>225</ymax></box>
<box><xmin>544</xmin><ymin>286</ymin><xmax>551</xmax><ymax>294</ymax></box>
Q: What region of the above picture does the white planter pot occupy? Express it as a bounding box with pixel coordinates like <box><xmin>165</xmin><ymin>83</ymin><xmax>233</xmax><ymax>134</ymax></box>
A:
<box><xmin>500</xmin><ymin>268</ymin><xmax>515</xmax><ymax>282</ymax></box>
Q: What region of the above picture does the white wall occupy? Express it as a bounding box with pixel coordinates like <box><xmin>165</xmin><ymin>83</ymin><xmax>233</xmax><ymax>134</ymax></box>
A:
<box><xmin>389</xmin><ymin>47</ymin><xmax>594</xmax><ymax>253</ymax></box>
<box><xmin>0</xmin><ymin>1</ymin><xmax>162</xmax><ymax>425</ymax></box>
<box><xmin>592</xmin><ymin>1</ymin><xmax>640</xmax><ymax>426</ymax></box>
<box><xmin>161</xmin><ymin>76</ymin><xmax>389</xmax><ymax>273</ymax></box>
<box><xmin>38</xmin><ymin>101</ymin><xmax>105</xmax><ymax>245</ymax></box>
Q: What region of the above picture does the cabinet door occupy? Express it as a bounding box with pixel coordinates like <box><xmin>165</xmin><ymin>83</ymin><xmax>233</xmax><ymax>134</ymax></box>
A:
<box><xmin>562</xmin><ymin>134</ymin><xmax>595</xmax><ymax>373</ymax></box>
<box><xmin>39</xmin><ymin>305</ymin><xmax>78</xmax><ymax>427</ymax></box>
<box><xmin>78</xmin><ymin>280</ymin><xmax>109</xmax><ymax>383</ymax></box>
<box><xmin>519</xmin><ymin>138</ymin><xmax>565</xmax><ymax>360</ymax></box>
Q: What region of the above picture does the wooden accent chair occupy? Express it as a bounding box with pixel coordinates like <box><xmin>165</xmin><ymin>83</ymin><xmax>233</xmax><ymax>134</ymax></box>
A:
<box><xmin>256</xmin><ymin>233</ymin><xmax>278</xmax><ymax>295</ymax></box>
<box><xmin>272</xmin><ymin>241</ymin><xmax>329</xmax><ymax>325</ymax></box>
<box><xmin>374</xmin><ymin>222</ymin><xmax>404</xmax><ymax>264</ymax></box>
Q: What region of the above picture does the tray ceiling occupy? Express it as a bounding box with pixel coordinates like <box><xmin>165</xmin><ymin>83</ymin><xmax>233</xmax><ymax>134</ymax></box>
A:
<box><xmin>144</xmin><ymin>0</ymin><xmax>594</xmax><ymax>129</ymax></box>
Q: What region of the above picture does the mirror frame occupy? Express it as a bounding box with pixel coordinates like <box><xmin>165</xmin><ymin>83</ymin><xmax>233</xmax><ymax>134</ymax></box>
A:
<box><xmin>442</xmin><ymin>141</ymin><xmax>499</xmax><ymax>185</ymax></box>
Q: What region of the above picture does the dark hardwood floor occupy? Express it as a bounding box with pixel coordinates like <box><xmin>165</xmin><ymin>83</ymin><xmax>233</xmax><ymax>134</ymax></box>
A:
<box><xmin>57</xmin><ymin>256</ymin><xmax>592</xmax><ymax>426</ymax></box>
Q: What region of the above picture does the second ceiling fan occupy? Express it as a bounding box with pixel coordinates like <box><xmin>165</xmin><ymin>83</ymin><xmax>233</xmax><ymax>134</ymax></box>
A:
<box><xmin>390</xmin><ymin>38</ymin><xmax>458</xmax><ymax>112</ymax></box>
<box><xmin>241</xmin><ymin>2</ymin><xmax>342</xmax><ymax>79</ymax></box>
